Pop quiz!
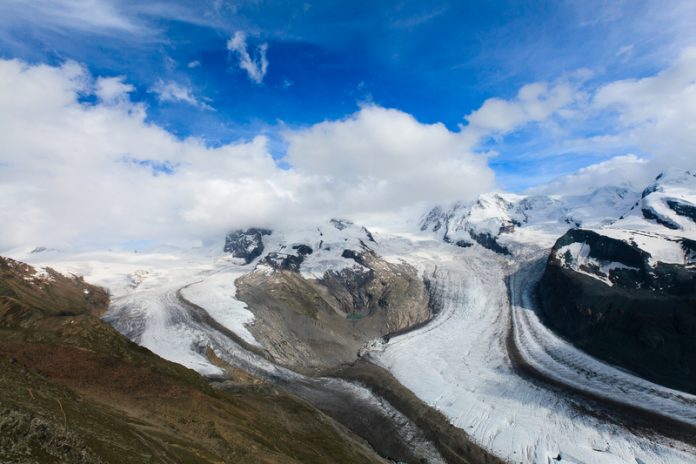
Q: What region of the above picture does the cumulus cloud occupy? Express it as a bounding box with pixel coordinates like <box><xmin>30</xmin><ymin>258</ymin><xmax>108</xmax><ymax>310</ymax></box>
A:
<box><xmin>0</xmin><ymin>60</ymin><xmax>287</xmax><ymax>249</ymax></box>
<box><xmin>286</xmin><ymin>106</ymin><xmax>494</xmax><ymax>213</ymax></box>
<box><xmin>470</xmin><ymin>45</ymin><xmax>696</xmax><ymax>195</ymax></box>
<box><xmin>464</xmin><ymin>81</ymin><xmax>578</xmax><ymax>136</ymax></box>
<box><xmin>95</xmin><ymin>75</ymin><xmax>134</xmax><ymax>104</ymax></box>
<box><xmin>149</xmin><ymin>79</ymin><xmax>212</xmax><ymax>110</ymax></box>
<box><xmin>537</xmin><ymin>46</ymin><xmax>696</xmax><ymax>195</ymax></box>
<box><xmin>592</xmin><ymin>46</ymin><xmax>696</xmax><ymax>170</ymax></box>
<box><xmin>0</xmin><ymin>59</ymin><xmax>491</xmax><ymax>250</ymax></box>
<box><xmin>227</xmin><ymin>31</ymin><xmax>269</xmax><ymax>84</ymax></box>
<box><xmin>4</xmin><ymin>42</ymin><xmax>693</xmax><ymax>250</ymax></box>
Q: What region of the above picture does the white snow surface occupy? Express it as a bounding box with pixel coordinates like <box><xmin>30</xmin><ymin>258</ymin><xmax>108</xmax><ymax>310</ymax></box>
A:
<box><xmin>251</xmin><ymin>218</ymin><xmax>378</xmax><ymax>278</ymax></box>
<box><xmin>7</xmin><ymin>176</ymin><xmax>696</xmax><ymax>463</ymax></box>
<box><xmin>551</xmin><ymin>171</ymin><xmax>696</xmax><ymax>268</ymax></box>
<box><xmin>179</xmin><ymin>270</ymin><xmax>259</xmax><ymax>346</ymax></box>
<box><xmin>421</xmin><ymin>185</ymin><xmax>639</xmax><ymax>251</ymax></box>
<box><xmin>370</xmin><ymin>236</ymin><xmax>696</xmax><ymax>463</ymax></box>
<box><xmin>556</xmin><ymin>242</ymin><xmax>640</xmax><ymax>285</ymax></box>
<box><xmin>9</xmin><ymin>245</ymin><xmax>260</xmax><ymax>374</ymax></box>
<box><xmin>614</xmin><ymin>170</ymin><xmax>696</xmax><ymax>236</ymax></box>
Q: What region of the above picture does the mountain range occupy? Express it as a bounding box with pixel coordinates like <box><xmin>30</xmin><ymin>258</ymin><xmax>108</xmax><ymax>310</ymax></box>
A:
<box><xmin>4</xmin><ymin>169</ymin><xmax>696</xmax><ymax>464</ymax></box>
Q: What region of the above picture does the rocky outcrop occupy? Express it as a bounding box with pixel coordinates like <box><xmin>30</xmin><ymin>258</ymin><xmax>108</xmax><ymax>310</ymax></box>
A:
<box><xmin>468</xmin><ymin>231</ymin><xmax>511</xmax><ymax>255</ymax></box>
<box><xmin>236</xmin><ymin>249</ymin><xmax>431</xmax><ymax>370</ymax></box>
<box><xmin>538</xmin><ymin>229</ymin><xmax>696</xmax><ymax>394</ymax></box>
<box><xmin>667</xmin><ymin>199</ymin><xmax>696</xmax><ymax>223</ymax></box>
<box><xmin>223</xmin><ymin>228</ymin><xmax>271</xmax><ymax>263</ymax></box>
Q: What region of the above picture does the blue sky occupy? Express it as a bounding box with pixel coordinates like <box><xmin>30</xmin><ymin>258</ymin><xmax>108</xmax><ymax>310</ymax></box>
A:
<box><xmin>0</xmin><ymin>0</ymin><xmax>695</xmax><ymax>248</ymax></box>
<box><xmin>2</xmin><ymin>0</ymin><xmax>693</xmax><ymax>189</ymax></box>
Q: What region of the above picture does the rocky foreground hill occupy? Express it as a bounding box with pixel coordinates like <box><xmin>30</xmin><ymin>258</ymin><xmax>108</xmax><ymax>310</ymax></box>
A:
<box><xmin>0</xmin><ymin>256</ymin><xmax>385</xmax><ymax>464</ymax></box>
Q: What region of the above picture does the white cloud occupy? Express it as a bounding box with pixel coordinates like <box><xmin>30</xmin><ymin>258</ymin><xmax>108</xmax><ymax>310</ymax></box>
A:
<box><xmin>187</xmin><ymin>60</ymin><xmax>201</xmax><ymax>69</ymax></box>
<box><xmin>468</xmin><ymin>44</ymin><xmax>696</xmax><ymax>194</ymax></box>
<box><xmin>286</xmin><ymin>106</ymin><xmax>494</xmax><ymax>215</ymax></box>
<box><xmin>0</xmin><ymin>59</ymin><xmax>492</xmax><ymax>250</ymax></box>
<box><xmin>95</xmin><ymin>75</ymin><xmax>134</xmax><ymax>104</ymax></box>
<box><xmin>0</xmin><ymin>59</ymin><xmax>287</xmax><ymax>249</ymax></box>
<box><xmin>149</xmin><ymin>80</ymin><xmax>212</xmax><ymax>110</ymax></box>
<box><xmin>593</xmin><ymin>46</ymin><xmax>696</xmax><ymax>170</ymax></box>
<box><xmin>463</xmin><ymin>81</ymin><xmax>578</xmax><ymax>136</ymax></box>
<box><xmin>227</xmin><ymin>31</ymin><xmax>269</xmax><ymax>84</ymax></box>
<box><xmin>4</xmin><ymin>43</ymin><xmax>694</xmax><ymax>250</ymax></box>
<box><xmin>0</xmin><ymin>0</ymin><xmax>146</xmax><ymax>35</ymax></box>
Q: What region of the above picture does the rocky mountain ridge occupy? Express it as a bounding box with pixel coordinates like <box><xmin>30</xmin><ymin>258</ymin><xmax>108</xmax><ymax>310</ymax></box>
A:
<box><xmin>223</xmin><ymin>219</ymin><xmax>432</xmax><ymax>370</ymax></box>
<box><xmin>538</xmin><ymin>170</ymin><xmax>696</xmax><ymax>393</ymax></box>
<box><xmin>421</xmin><ymin>169</ymin><xmax>696</xmax><ymax>394</ymax></box>
<box><xmin>420</xmin><ymin>185</ymin><xmax>639</xmax><ymax>254</ymax></box>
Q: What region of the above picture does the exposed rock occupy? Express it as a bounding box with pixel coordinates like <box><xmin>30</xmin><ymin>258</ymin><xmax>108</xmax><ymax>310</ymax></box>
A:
<box><xmin>330</xmin><ymin>218</ymin><xmax>352</xmax><ymax>230</ymax></box>
<box><xmin>362</xmin><ymin>227</ymin><xmax>377</xmax><ymax>243</ymax></box>
<box><xmin>236</xmin><ymin>250</ymin><xmax>431</xmax><ymax>370</ymax></box>
<box><xmin>223</xmin><ymin>228</ymin><xmax>271</xmax><ymax>263</ymax></box>
<box><xmin>641</xmin><ymin>206</ymin><xmax>680</xmax><ymax>230</ymax></box>
<box><xmin>667</xmin><ymin>199</ymin><xmax>696</xmax><ymax>223</ymax></box>
<box><xmin>468</xmin><ymin>231</ymin><xmax>511</xmax><ymax>255</ymax></box>
<box><xmin>538</xmin><ymin>229</ymin><xmax>696</xmax><ymax>394</ymax></box>
<box><xmin>341</xmin><ymin>248</ymin><xmax>366</xmax><ymax>265</ymax></box>
<box><xmin>261</xmin><ymin>251</ymin><xmax>305</xmax><ymax>272</ymax></box>
<box><xmin>0</xmin><ymin>256</ymin><xmax>386</xmax><ymax>464</ymax></box>
<box><xmin>292</xmin><ymin>244</ymin><xmax>314</xmax><ymax>255</ymax></box>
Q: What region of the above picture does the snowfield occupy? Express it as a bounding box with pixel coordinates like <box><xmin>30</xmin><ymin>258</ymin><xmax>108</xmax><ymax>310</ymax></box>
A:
<box><xmin>180</xmin><ymin>269</ymin><xmax>259</xmax><ymax>347</ymax></box>
<box><xmin>372</xmin><ymin>235</ymin><xmax>696</xmax><ymax>464</ymax></box>
<box><xmin>510</xmin><ymin>257</ymin><xmax>696</xmax><ymax>428</ymax></box>
<box><xmin>11</xmin><ymin>243</ymin><xmax>446</xmax><ymax>464</ymax></box>
<box><xmin>11</xmin><ymin>211</ymin><xmax>696</xmax><ymax>463</ymax></box>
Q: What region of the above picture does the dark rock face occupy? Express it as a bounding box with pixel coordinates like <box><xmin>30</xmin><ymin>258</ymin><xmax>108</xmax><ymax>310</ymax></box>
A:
<box><xmin>262</xmin><ymin>252</ymin><xmax>305</xmax><ymax>272</ymax></box>
<box><xmin>292</xmin><ymin>244</ymin><xmax>313</xmax><ymax>256</ymax></box>
<box><xmin>235</xmin><ymin>250</ymin><xmax>431</xmax><ymax>370</ymax></box>
<box><xmin>538</xmin><ymin>229</ymin><xmax>696</xmax><ymax>394</ymax></box>
<box><xmin>361</xmin><ymin>227</ymin><xmax>377</xmax><ymax>243</ymax></box>
<box><xmin>223</xmin><ymin>228</ymin><xmax>271</xmax><ymax>263</ymax></box>
<box><xmin>319</xmin><ymin>265</ymin><xmax>376</xmax><ymax>317</ymax></box>
<box><xmin>468</xmin><ymin>231</ymin><xmax>511</xmax><ymax>255</ymax></box>
<box><xmin>667</xmin><ymin>199</ymin><xmax>696</xmax><ymax>223</ymax></box>
<box><xmin>341</xmin><ymin>249</ymin><xmax>367</xmax><ymax>265</ymax></box>
<box><xmin>641</xmin><ymin>207</ymin><xmax>680</xmax><ymax>230</ymax></box>
<box><xmin>330</xmin><ymin>218</ymin><xmax>352</xmax><ymax>230</ymax></box>
<box><xmin>262</xmin><ymin>244</ymin><xmax>314</xmax><ymax>271</ymax></box>
<box><xmin>420</xmin><ymin>207</ymin><xmax>445</xmax><ymax>232</ymax></box>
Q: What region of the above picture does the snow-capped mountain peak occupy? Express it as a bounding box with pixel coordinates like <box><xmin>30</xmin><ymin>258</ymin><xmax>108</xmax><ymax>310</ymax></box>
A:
<box><xmin>421</xmin><ymin>184</ymin><xmax>640</xmax><ymax>254</ymax></box>
<box><xmin>612</xmin><ymin>170</ymin><xmax>696</xmax><ymax>236</ymax></box>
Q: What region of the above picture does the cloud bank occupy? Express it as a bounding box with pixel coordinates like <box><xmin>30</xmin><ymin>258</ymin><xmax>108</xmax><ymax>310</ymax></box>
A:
<box><xmin>1</xmin><ymin>43</ymin><xmax>694</xmax><ymax>250</ymax></box>
<box><xmin>0</xmin><ymin>59</ymin><xmax>493</xmax><ymax>250</ymax></box>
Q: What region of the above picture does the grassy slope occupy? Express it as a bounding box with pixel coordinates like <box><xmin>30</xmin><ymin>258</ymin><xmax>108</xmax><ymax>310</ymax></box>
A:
<box><xmin>0</xmin><ymin>257</ymin><xmax>384</xmax><ymax>464</ymax></box>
